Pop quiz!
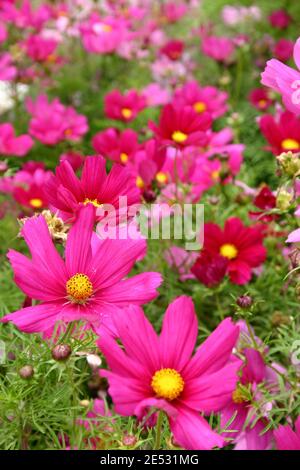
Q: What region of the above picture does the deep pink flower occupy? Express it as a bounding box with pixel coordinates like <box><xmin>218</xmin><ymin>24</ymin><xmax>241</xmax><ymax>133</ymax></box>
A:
<box><xmin>261</xmin><ymin>38</ymin><xmax>300</xmax><ymax>115</ymax></box>
<box><xmin>174</xmin><ymin>81</ymin><xmax>228</xmax><ymax>119</ymax></box>
<box><xmin>149</xmin><ymin>104</ymin><xmax>211</xmax><ymax>148</ymax></box>
<box><xmin>160</xmin><ymin>40</ymin><xmax>185</xmax><ymax>61</ymax></box>
<box><xmin>0</xmin><ymin>0</ymin><xmax>53</xmax><ymax>30</ymax></box>
<box><xmin>104</xmin><ymin>90</ymin><xmax>146</xmax><ymax>122</ymax></box>
<box><xmin>249</xmin><ymin>186</ymin><xmax>277</xmax><ymax>222</ymax></box>
<box><xmin>92</xmin><ymin>128</ymin><xmax>139</xmax><ymax>165</ymax></box>
<box><xmin>191</xmin><ymin>251</ymin><xmax>228</xmax><ymax>287</ymax></box>
<box><xmin>99</xmin><ymin>296</ymin><xmax>241</xmax><ymax>450</ymax></box>
<box><xmin>269</xmin><ymin>9</ymin><xmax>291</xmax><ymax>30</ymax></box>
<box><xmin>59</xmin><ymin>152</ymin><xmax>84</xmax><ymax>172</ymax></box>
<box><xmin>275</xmin><ymin>417</ymin><xmax>300</xmax><ymax>450</ymax></box>
<box><xmin>0</xmin><ymin>123</ymin><xmax>33</xmax><ymax>157</ymax></box>
<box><xmin>26</xmin><ymin>95</ymin><xmax>88</xmax><ymax>145</ymax></box>
<box><xmin>259</xmin><ymin>110</ymin><xmax>300</xmax><ymax>154</ymax></box>
<box><xmin>274</xmin><ymin>39</ymin><xmax>294</xmax><ymax>62</ymax></box>
<box><xmin>249</xmin><ymin>88</ymin><xmax>273</xmax><ymax>111</ymax></box>
<box><xmin>45</xmin><ymin>155</ymin><xmax>141</xmax><ymax>222</ymax></box>
<box><xmin>1</xmin><ymin>205</ymin><xmax>162</xmax><ymax>333</ymax></box>
<box><xmin>0</xmin><ymin>53</ymin><xmax>17</xmax><ymax>81</ymax></box>
<box><xmin>162</xmin><ymin>2</ymin><xmax>187</xmax><ymax>23</ymax></box>
<box><xmin>24</xmin><ymin>34</ymin><xmax>58</xmax><ymax>62</ymax></box>
<box><xmin>201</xmin><ymin>218</ymin><xmax>266</xmax><ymax>285</ymax></box>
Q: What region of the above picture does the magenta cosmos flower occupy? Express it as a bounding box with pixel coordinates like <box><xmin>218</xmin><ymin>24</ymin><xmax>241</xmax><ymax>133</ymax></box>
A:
<box><xmin>174</xmin><ymin>81</ymin><xmax>228</xmax><ymax>120</ymax></box>
<box><xmin>98</xmin><ymin>296</ymin><xmax>241</xmax><ymax>450</ymax></box>
<box><xmin>45</xmin><ymin>155</ymin><xmax>141</xmax><ymax>222</ymax></box>
<box><xmin>200</xmin><ymin>217</ymin><xmax>266</xmax><ymax>285</ymax></box>
<box><xmin>0</xmin><ymin>123</ymin><xmax>33</xmax><ymax>157</ymax></box>
<box><xmin>149</xmin><ymin>104</ymin><xmax>211</xmax><ymax>148</ymax></box>
<box><xmin>104</xmin><ymin>89</ymin><xmax>146</xmax><ymax>123</ymax></box>
<box><xmin>1</xmin><ymin>205</ymin><xmax>162</xmax><ymax>333</ymax></box>
<box><xmin>92</xmin><ymin>128</ymin><xmax>139</xmax><ymax>165</ymax></box>
<box><xmin>274</xmin><ymin>417</ymin><xmax>300</xmax><ymax>450</ymax></box>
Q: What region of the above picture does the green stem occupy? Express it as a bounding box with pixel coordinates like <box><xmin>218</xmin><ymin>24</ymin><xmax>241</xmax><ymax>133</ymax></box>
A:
<box><xmin>153</xmin><ymin>410</ymin><xmax>163</xmax><ymax>450</ymax></box>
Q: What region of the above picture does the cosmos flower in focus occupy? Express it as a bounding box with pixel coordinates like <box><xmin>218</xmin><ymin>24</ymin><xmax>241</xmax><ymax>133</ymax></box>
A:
<box><xmin>99</xmin><ymin>296</ymin><xmax>241</xmax><ymax>450</ymax></box>
<box><xmin>1</xmin><ymin>205</ymin><xmax>162</xmax><ymax>333</ymax></box>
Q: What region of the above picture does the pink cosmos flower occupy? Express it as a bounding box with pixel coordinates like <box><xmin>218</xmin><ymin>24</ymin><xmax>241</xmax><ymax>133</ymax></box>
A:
<box><xmin>174</xmin><ymin>81</ymin><xmax>228</xmax><ymax>120</ymax></box>
<box><xmin>45</xmin><ymin>155</ymin><xmax>141</xmax><ymax>222</ymax></box>
<box><xmin>0</xmin><ymin>123</ymin><xmax>33</xmax><ymax>157</ymax></box>
<box><xmin>201</xmin><ymin>35</ymin><xmax>235</xmax><ymax>63</ymax></box>
<box><xmin>59</xmin><ymin>152</ymin><xmax>84</xmax><ymax>172</ymax></box>
<box><xmin>24</xmin><ymin>34</ymin><xmax>59</xmax><ymax>62</ymax></box>
<box><xmin>26</xmin><ymin>95</ymin><xmax>88</xmax><ymax>145</ymax></box>
<box><xmin>274</xmin><ymin>417</ymin><xmax>300</xmax><ymax>450</ymax></box>
<box><xmin>1</xmin><ymin>205</ymin><xmax>162</xmax><ymax>333</ymax></box>
<box><xmin>141</xmin><ymin>83</ymin><xmax>170</xmax><ymax>107</ymax></box>
<box><xmin>13</xmin><ymin>167</ymin><xmax>51</xmax><ymax>210</ymax></box>
<box><xmin>221</xmin><ymin>348</ymin><xmax>276</xmax><ymax>450</ymax></box>
<box><xmin>149</xmin><ymin>104</ymin><xmax>211</xmax><ymax>148</ymax></box>
<box><xmin>104</xmin><ymin>89</ymin><xmax>146</xmax><ymax>123</ymax></box>
<box><xmin>0</xmin><ymin>0</ymin><xmax>53</xmax><ymax>30</ymax></box>
<box><xmin>286</xmin><ymin>228</ymin><xmax>300</xmax><ymax>243</ymax></box>
<box><xmin>80</xmin><ymin>13</ymin><xmax>128</xmax><ymax>54</ymax></box>
<box><xmin>160</xmin><ymin>40</ymin><xmax>185</xmax><ymax>61</ymax></box>
<box><xmin>261</xmin><ymin>38</ymin><xmax>300</xmax><ymax>115</ymax></box>
<box><xmin>99</xmin><ymin>296</ymin><xmax>241</xmax><ymax>450</ymax></box>
<box><xmin>162</xmin><ymin>2</ymin><xmax>187</xmax><ymax>23</ymax></box>
<box><xmin>259</xmin><ymin>110</ymin><xmax>300</xmax><ymax>154</ymax></box>
<box><xmin>0</xmin><ymin>53</ymin><xmax>17</xmax><ymax>81</ymax></box>
<box><xmin>92</xmin><ymin>128</ymin><xmax>139</xmax><ymax>165</ymax></box>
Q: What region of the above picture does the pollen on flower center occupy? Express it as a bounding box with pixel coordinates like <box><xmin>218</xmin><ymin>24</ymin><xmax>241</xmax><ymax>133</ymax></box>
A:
<box><xmin>151</xmin><ymin>368</ymin><xmax>184</xmax><ymax>401</ymax></box>
<box><xmin>232</xmin><ymin>386</ymin><xmax>251</xmax><ymax>404</ymax></box>
<box><xmin>121</xmin><ymin>108</ymin><xmax>132</xmax><ymax>119</ymax></box>
<box><xmin>66</xmin><ymin>273</ymin><xmax>93</xmax><ymax>303</ymax></box>
<box><xmin>281</xmin><ymin>138</ymin><xmax>300</xmax><ymax>151</ymax></box>
<box><xmin>220</xmin><ymin>243</ymin><xmax>238</xmax><ymax>260</ymax></box>
<box><xmin>172</xmin><ymin>130</ymin><xmax>188</xmax><ymax>143</ymax></box>
<box><xmin>136</xmin><ymin>175</ymin><xmax>145</xmax><ymax>189</ymax></box>
<box><xmin>83</xmin><ymin>197</ymin><xmax>102</xmax><ymax>208</ymax></box>
<box><xmin>120</xmin><ymin>152</ymin><xmax>129</xmax><ymax>163</ymax></box>
<box><xmin>258</xmin><ymin>99</ymin><xmax>267</xmax><ymax>108</ymax></box>
<box><xmin>29</xmin><ymin>198</ymin><xmax>43</xmax><ymax>208</ymax></box>
<box><xmin>156</xmin><ymin>171</ymin><xmax>168</xmax><ymax>184</ymax></box>
<box><xmin>193</xmin><ymin>101</ymin><xmax>207</xmax><ymax>113</ymax></box>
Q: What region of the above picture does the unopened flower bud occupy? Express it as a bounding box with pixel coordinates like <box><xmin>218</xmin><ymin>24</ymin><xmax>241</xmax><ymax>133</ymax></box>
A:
<box><xmin>86</xmin><ymin>354</ymin><xmax>102</xmax><ymax>369</ymax></box>
<box><xmin>19</xmin><ymin>365</ymin><xmax>34</xmax><ymax>379</ymax></box>
<box><xmin>51</xmin><ymin>344</ymin><xmax>72</xmax><ymax>362</ymax></box>
<box><xmin>208</xmin><ymin>195</ymin><xmax>220</xmax><ymax>206</ymax></box>
<box><xmin>276</xmin><ymin>190</ymin><xmax>293</xmax><ymax>211</ymax></box>
<box><xmin>80</xmin><ymin>399</ymin><xmax>90</xmax><ymax>407</ymax></box>
<box><xmin>122</xmin><ymin>434</ymin><xmax>137</xmax><ymax>447</ymax></box>
<box><xmin>277</xmin><ymin>151</ymin><xmax>300</xmax><ymax>177</ymax></box>
<box><xmin>237</xmin><ymin>295</ymin><xmax>253</xmax><ymax>309</ymax></box>
<box><xmin>143</xmin><ymin>189</ymin><xmax>156</xmax><ymax>203</ymax></box>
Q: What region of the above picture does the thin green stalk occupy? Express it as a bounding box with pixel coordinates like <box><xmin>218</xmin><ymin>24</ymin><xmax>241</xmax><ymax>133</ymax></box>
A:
<box><xmin>153</xmin><ymin>410</ymin><xmax>164</xmax><ymax>450</ymax></box>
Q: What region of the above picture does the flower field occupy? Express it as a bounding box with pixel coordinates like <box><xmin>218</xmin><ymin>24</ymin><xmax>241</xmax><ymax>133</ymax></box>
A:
<box><xmin>0</xmin><ymin>0</ymin><xmax>300</xmax><ymax>452</ymax></box>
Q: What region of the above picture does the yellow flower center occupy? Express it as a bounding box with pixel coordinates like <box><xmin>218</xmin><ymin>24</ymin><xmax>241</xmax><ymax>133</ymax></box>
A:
<box><xmin>46</xmin><ymin>54</ymin><xmax>57</xmax><ymax>63</ymax></box>
<box><xmin>121</xmin><ymin>108</ymin><xmax>132</xmax><ymax>119</ymax></box>
<box><xmin>151</xmin><ymin>368</ymin><xmax>184</xmax><ymax>401</ymax></box>
<box><xmin>281</xmin><ymin>138</ymin><xmax>300</xmax><ymax>151</ymax></box>
<box><xmin>120</xmin><ymin>152</ymin><xmax>129</xmax><ymax>163</ymax></box>
<box><xmin>102</xmin><ymin>24</ymin><xmax>113</xmax><ymax>33</ymax></box>
<box><xmin>220</xmin><ymin>243</ymin><xmax>238</xmax><ymax>260</ymax></box>
<box><xmin>172</xmin><ymin>131</ymin><xmax>187</xmax><ymax>144</ymax></box>
<box><xmin>156</xmin><ymin>171</ymin><xmax>168</xmax><ymax>184</ymax></box>
<box><xmin>66</xmin><ymin>273</ymin><xmax>93</xmax><ymax>304</ymax></box>
<box><xmin>232</xmin><ymin>386</ymin><xmax>251</xmax><ymax>404</ymax></box>
<box><xmin>29</xmin><ymin>198</ymin><xmax>43</xmax><ymax>208</ymax></box>
<box><xmin>64</xmin><ymin>128</ymin><xmax>73</xmax><ymax>136</ymax></box>
<box><xmin>193</xmin><ymin>101</ymin><xmax>207</xmax><ymax>113</ymax></box>
<box><xmin>83</xmin><ymin>198</ymin><xmax>102</xmax><ymax>208</ymax></box>
<box><xmin>258</xmin><ymin>99</ymin><xmax>267</xmax><ymax>108</ymax></box>
<box><xmin>136</xmin><ymin>176</ymin><xmax>145</xmax><ymax>189</ymax></box>
<box><xmin>211</xmin><ymin>170</ymin><xmax>220</xmax><ymax>181</ymax></box>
